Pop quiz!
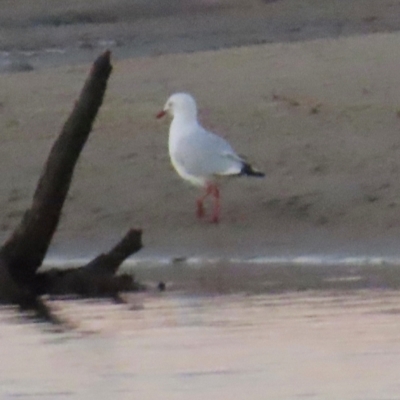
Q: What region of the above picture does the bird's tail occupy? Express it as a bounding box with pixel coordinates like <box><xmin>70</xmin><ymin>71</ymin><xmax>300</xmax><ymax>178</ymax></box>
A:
<box><xmin>240</xmin><ymin>162</ymin><xmax>265</xmax><ymax>177</ymax></box>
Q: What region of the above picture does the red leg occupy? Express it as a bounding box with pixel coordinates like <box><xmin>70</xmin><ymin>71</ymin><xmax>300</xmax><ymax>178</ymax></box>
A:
<box><xmin>210</xmin><ymin>184</ymin><xmax>220</xmax><ymax>224</ymax></box>
<box><xmin>196</xmin><ymin>184</ymin><xmax>213</xmax><ymax>219</ymax></box>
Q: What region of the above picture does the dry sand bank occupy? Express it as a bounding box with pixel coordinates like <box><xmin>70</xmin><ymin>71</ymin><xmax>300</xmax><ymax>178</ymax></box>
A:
<box><xmin>2</xmin><ymin>32</ymin><xmax>400</xmax><ymax>258</ymax></box>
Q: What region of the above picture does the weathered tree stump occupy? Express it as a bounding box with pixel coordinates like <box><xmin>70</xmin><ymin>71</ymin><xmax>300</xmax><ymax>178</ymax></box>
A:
<box><xmin>0</xmin><ymin>51</ymin><xmax>143</xmax><ymax>311</ymax></box>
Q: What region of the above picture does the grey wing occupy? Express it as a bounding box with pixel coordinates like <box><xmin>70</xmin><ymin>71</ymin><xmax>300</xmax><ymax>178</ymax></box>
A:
<box><xmin>175</xmin><ymin>130</ymin><xmax>244</xmax><ymax>177</ymax></box>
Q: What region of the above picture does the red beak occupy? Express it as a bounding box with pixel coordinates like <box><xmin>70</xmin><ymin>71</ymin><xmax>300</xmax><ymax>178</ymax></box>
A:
<box><xmin>156</xmin><ymin>110</ymin><xmax>166</xmax><ymax>119</ymax></box>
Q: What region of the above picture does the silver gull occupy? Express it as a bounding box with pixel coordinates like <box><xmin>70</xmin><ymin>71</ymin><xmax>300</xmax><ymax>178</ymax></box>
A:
<box><xmin>157</xmin><ymin>92</ymin><xmax>264</xmax><ymax>223</ymax></box>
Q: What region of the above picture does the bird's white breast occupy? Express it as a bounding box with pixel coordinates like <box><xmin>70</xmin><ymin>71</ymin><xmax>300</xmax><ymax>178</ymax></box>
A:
<box><xmin>168</xmin><ymin>116</ymin><xmax>243</xmax><ymax>187</ymax></box>
<box><xmin>168</xmin><ymin>118</ymin><xmax>208</xmax><ymax>187</ymax></box>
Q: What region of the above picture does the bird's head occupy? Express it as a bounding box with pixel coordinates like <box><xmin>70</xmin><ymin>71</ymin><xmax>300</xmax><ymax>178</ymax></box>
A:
<box><xmin>156</xmin><ymin>92</ymin><xmax>198</xmax><ymax>120</ymax></box>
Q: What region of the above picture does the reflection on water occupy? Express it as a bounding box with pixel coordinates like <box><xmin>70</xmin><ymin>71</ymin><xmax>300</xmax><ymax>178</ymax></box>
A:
<box><xmin>1</xmin><ymin>291</ymin><xmax>400</xmax><ymax>399</ymax></box>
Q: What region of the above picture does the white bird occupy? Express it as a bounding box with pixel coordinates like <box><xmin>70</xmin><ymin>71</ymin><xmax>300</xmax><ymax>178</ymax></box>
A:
<box><xmin>156</xmin><ymin>92</ymin><xmax>264</xmax><ymax>223</ymax></box>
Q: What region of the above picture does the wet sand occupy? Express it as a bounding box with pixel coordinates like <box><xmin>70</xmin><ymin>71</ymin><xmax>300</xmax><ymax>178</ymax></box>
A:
<box><xmin>1</xmin><ymin>291</ymin><xmax>400</xmax><ymax>399</ymax></box>
<box><xmin>2</xmin><ymin>0</ymin><xmax>400</xmax><ymax>70</ymax></box>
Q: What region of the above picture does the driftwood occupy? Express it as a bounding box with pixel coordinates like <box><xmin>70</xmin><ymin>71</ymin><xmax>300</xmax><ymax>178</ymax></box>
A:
<box><xmin>37</xmin><ymin>229</ymin><xmax>144</xmax><ymax>298</ymax></box>
<box><xmin>0</xmin><ymin>51</ymin><xmax>143</xmax><ymax>309</ymax></box>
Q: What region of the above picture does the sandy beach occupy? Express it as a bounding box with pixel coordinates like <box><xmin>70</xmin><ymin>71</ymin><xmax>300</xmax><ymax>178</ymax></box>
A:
<box><xmin>3</xmin><ymin>2</ymin><xmax>400</xmax><ymax>260</ymax></box>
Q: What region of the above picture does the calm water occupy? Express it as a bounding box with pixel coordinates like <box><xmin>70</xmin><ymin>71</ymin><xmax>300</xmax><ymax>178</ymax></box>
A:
<box><xmin>1</xmin><ymin>291</ymin><xmax>400</xmax><ymax>400</ymax></box>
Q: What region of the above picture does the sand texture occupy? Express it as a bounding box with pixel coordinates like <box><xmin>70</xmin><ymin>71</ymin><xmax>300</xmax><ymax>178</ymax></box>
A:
<box><xmin>1</xmin><ymin>1</ymin><xmax>400</xmax><ymax>259</ymax></box>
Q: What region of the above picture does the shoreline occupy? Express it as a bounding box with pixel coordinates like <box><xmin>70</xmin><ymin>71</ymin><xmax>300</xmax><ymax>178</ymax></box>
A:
<box><xmin>40</xmin><ymin>254</ymin><xmax>400</xmax><ymax>294</ymax></box>
<box><xmin>41</xmin><ymin>255</ymin><xmax>400</xmax><ymax>270</ymax></box>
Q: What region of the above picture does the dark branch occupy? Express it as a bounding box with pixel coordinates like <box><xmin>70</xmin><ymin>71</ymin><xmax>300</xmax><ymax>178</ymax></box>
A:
<box><xmin>0</xmin><ymin>51</ymin><xmax>112</xmax><ymax>287</ymax></box>
<box><xmin>37</xmin><ymin>229</ymin><xmax>144</xmax><ymax>297</ymax></box>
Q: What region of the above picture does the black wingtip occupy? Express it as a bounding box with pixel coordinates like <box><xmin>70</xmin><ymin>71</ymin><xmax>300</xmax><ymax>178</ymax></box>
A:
<box><xmin>241</xmin><ymin>162</ymin><xmax>265</xmax><ymax>177</ymax></box>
